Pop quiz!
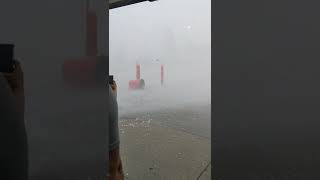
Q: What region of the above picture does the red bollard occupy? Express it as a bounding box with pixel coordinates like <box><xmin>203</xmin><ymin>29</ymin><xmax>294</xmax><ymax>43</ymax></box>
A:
<box><xmin>86</xmin><ymin>1</ymin><xmax>98</xmax><ymax>57</ymax></box>
<box><xmin>136</xmin><ymin>64</ymin><xmax>141</xmax><ymax>80</ymax></box>
<box><xmin>86</xmin><ymin>12</ymin><xmax>97</xmax><ymax>56</ymax></box>
<box><xmin>129</xmin><ymin>79</ymin><xmax>141</xmax><ymax>89</ymax></box>
<box><xmin>62</xmin><ymin>57</ymin><xmax>97</xmax><ymax>87</ymax></box>
<box><xmin>129</xmin><ymin>63</ymin><xmax>145</xmax><ymax>90</ymax></box>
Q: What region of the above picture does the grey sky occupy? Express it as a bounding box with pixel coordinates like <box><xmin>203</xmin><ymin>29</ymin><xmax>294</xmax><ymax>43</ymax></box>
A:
<box><xmin>110</xmin><ymin>0</ymin><xmax>211</xmax><ymax>107</ymax></box>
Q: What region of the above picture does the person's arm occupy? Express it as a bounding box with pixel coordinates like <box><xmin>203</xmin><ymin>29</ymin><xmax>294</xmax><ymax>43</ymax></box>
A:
<box><xmin>0</xmin><ymin>61</ymin><xmax>28</xmax><ymax>180</ymax></box>
<box><xmin>109</xmin><ymin>147</ymin><xmax>124</xmax><ymax>180</ymax></box>
<box><xmin>109</xmin><ymin>84</ymin><xmax>124</xmax><ymax>180</ymax></box>
<box><xmin>3</xmin><ymin>61</ymin><xmax>25</xmax><ymax>117</ymax></box>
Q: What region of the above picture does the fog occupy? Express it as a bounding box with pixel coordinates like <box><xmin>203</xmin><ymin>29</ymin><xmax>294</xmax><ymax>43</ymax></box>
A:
<box><xmin>110</xmin><ymin>0</ymin><xmax>211</xmax><ymax>114</ymax></box>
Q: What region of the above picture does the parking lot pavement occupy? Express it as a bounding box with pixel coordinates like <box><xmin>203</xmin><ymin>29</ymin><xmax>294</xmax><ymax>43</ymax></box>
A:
<box><xmin>119</xmin><ymin>113</ymin><xmax>211</xmax><ymax>180</ymax></box>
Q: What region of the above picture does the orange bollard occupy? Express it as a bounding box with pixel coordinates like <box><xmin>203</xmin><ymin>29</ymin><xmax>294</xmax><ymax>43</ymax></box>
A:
<box><xmin>86</xmin><ymin>0</ymin><xmax>98</xmax><ymax>56</ymax></box>
<box><xmin>136</xmin><ymin>63</ymin><xmax>141</xmax><ymax>80</ymax></box>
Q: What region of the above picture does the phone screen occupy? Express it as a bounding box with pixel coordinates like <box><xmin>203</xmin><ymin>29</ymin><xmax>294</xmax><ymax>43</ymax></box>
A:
<box><xmin>109</xmin><ymin>75</ymin><xmax>114</xmax><ymax>84</ymax></box>
<box><xmin>0</xmin><ymin>44</ymin><xmax>14</xmax><ymax>73</ymax></box>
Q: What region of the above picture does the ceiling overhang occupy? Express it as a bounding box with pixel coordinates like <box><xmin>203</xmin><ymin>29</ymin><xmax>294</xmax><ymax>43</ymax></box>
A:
<box><xmin>109</xmin><ymin>0</ymin><xmax>157</xmax><ymax>9</ymax></box>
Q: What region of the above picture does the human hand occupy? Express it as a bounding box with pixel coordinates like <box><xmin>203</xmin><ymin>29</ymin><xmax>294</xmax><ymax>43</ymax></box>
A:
<box><xmin>111</xmin><ymin>80</ymin><xmax>116</xmax><ymax>91</ymax></box>
<box><xmin>3</xmin><ymin>60</ymin><xmax>25</xmax><ymax>113</ymax></box>
<box><xmin>111</xmin><ymin>80</ymin><xmax>117</xmax><ymax>98</ymax></box>
<box><xmin>109</xmin><ymin>148</ymin><xmax>124</xmax><ymax>180</ymax></box>
<box><xmin>3</xmin><ymin>60</ymin><xmax>24</xmax><ymax>95</ymax></box>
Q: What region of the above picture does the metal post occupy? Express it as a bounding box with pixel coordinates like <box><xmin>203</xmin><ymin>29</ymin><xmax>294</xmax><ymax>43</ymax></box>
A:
<box><xmin>161</xmin><ymin>64</ymin><xmax>164</xmax><ymax>85</ymax></box>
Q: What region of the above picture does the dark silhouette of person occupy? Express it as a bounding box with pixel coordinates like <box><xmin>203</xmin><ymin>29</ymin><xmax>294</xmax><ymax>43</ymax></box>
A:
<box><xmin>0</xmin><ymin>61</ymin><xmax>28</xmax><ymax>180</ymax></box>
<box><xmin>109</xmin><ymin>81</ymin><xmax>124</xmax><ymax>180</ymax></box>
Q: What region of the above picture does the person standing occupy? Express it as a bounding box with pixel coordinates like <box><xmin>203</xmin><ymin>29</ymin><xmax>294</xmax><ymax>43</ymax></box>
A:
<box><xmin>0</xmin><ymin>61</ymin><xmax>28</xmax><ymax>180</ymax></box>
<box><xmin>109</xmin><ymin>80</ymin><xmax>124</xmax><ymax>180</ymax></box>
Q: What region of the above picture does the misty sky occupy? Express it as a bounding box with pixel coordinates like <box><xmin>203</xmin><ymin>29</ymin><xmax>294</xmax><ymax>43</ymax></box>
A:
<box><xmin>109</xmin><ymin>0</ymin><xmax>211</xmax><ymax>105</ymax></box>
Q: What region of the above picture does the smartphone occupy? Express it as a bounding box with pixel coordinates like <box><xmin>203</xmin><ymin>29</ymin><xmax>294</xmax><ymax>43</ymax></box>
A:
<box><xmin>0</xmin><ymin>44</ymin><xmax>15</xmax><ymax>73</ymax></box>
<box><xmin>109</xmin><ymin>75</ymin><xmax>114</xmax><ymax>85</ymax></box>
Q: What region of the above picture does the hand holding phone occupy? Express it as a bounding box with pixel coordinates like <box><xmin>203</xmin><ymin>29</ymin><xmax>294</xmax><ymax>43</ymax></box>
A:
<box><xmin>0</xmin><ymin>44</ymin><xmax>23</xmax><ymax>93</ymax></box>
<box><xmin>3</xmin><ymin>60</ymin><xmax>25</xmax><ymax>114</ymax></box>
<box><xmin>3</xmin><ymin>60</ymin><xmax>24</xmax><ymax>93</ymax></box>
<box><xmin>109</xmin><ymin>75</ymin><xmax>117</xmax><ymax>95</ymax></box>
<box><xmin>109</xmin><ymin>75</ymin><xmax>114</xmax><ymax>85</ymax></box>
